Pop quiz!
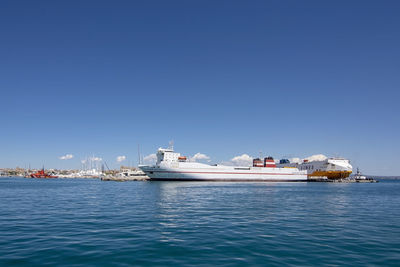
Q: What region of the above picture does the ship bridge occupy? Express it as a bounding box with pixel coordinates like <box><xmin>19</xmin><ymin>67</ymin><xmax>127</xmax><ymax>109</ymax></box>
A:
<box><xmin>157</xmin><ymin>148</ymin><xmax>181</xmax><ymax>165</ymax></box>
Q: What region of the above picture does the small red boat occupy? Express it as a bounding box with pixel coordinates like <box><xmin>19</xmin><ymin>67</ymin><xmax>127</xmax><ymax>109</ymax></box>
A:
<box><xmin>30</xmin><ymin>168</ymin><xmax>58</xmax><ymax>178</ymax></box>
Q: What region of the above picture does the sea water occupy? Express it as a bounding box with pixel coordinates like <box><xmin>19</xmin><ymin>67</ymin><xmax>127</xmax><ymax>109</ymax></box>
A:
<box><xmin>0</xmin><ymin>178</ymin><xmax>399</xmax><ymax>266</ymax></box>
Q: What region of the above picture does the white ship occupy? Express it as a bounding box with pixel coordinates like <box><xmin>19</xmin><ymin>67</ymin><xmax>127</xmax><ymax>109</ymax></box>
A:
<box><xmin>139</xmin><ymin>148</ymin><xmax>307</xmax><ymax>182</ymax></box>
<box><xmin>277</xmin><ymin>157</ymin><xmax>352</xmax><ymax>179</ymax></box>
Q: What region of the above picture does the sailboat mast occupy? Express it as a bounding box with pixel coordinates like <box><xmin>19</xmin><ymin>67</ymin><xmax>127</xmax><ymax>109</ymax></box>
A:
<box><xmin>137</xmin><ymin>144</ymin><xmax>141</xmax><ymax>165</ymax></box>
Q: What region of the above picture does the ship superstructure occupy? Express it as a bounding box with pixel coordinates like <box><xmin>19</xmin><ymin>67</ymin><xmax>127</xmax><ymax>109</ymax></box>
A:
<box><xmin>139</xmin><ymin>148</ymin><xmax>307</xmax><ymax>182</ymax></box>
<box><xmin>277</xmin><ymin>157</ymin><xmax>352</xmax><ymax>179</ymax></box>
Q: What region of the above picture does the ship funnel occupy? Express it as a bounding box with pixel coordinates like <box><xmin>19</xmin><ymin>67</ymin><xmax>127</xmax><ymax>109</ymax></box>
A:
<box><xmin>264</xmin><ymin>157</ymin><xmax>276</xmax><ymax>168</ymax></box>
<box><xmin>253</xmin><ymin>158</ymin><xmax>263</xmax><ymax>167</ymax></box>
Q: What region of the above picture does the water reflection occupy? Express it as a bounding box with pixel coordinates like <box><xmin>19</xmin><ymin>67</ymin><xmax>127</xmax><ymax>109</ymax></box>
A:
<box><xmin>153</xmin><ymin>182</ymin><xmax>307</xmax><ymax>243</ymax></box>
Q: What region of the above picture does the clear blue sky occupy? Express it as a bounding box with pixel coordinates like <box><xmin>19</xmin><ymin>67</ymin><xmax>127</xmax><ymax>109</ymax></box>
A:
<box><xmin>1</xmin><ymin>0</ymin><xmax>399</xmax><ymax>175</ymax></box>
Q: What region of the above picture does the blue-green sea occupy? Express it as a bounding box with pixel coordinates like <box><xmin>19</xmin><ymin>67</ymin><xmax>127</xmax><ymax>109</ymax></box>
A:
<box><xmin>0</xmin><ymin>178</ymin><xmax>399</xmax><ymax>266</ymax></box>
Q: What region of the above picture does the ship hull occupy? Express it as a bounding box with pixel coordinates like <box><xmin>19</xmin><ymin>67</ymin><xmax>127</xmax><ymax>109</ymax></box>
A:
<box><xmin>308</xmin><ymin>170</ymin><xmax>352</xmax><ymax>179</ymax></box>
<box><xmin>140</xmin><ymin>166</ymin><xmax>307</xmax><ymax>182</ymax></box>
<box><xmin>149</xmin><ymin>177</ymin><xmax>305</xmax><ymax>182</ymax></box>
<box><xmin>30</xmin><ymin>175</ymin><xmax>58</xmax><ymax>178</ymax></box>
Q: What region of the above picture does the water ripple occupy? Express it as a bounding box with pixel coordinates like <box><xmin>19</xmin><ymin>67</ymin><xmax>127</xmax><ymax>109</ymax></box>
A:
<box><xmin>0</xmin><ymin>178</ymin><xmax>399</xmax><ymax>266</ymax></box>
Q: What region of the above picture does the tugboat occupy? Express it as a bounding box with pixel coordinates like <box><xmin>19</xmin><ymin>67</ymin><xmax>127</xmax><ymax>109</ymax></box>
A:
<box><xmin>352</xmin><ymin>168</ymin><xmax>367</xmax><ymax>180</ymax></box>
<box><xmin>30</xmin><ymin>168</ymin><xmax>58</xmax><ymax>178</ymax></box>
<box><xmin>350</xmin><ymin>168</ymin><xmax>377</xmax><ymax>182</ymax></box>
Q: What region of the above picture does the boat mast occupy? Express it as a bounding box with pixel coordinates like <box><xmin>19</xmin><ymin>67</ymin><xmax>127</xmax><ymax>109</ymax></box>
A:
<box><xmin>137</xmin><ymin>144</ymin><xmax>141</xmax><ymax>165</ymax></box>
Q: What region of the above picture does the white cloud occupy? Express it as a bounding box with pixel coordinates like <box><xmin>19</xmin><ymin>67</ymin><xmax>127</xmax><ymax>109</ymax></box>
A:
<box><xmin>231</xmin><ymin>154</ymin><xmax>253</xmax><ymax>166</ymax></box>
<box><xmin>116</xmin><ymin>155</ymin><xmax>126</xmax><ymax>162</ymax></box>
<box><xmin>304</xmin><ymin>154</ymin><xmax>327</xmax><ymax>162</ymax></box>
<box><xmin>59</xmin><ymin>154</ymin><xmax>74</xmax><ymax>160</ymax></box>
<box><xmin>190</xmin><ymin>153</ymin><xmax>210</xmax><ymax>162</ymax></box>
<box><xmin>143</xmin><ymin>153</ymin><xmax>157</xmax><ymax>164</ymax></box>
<box><xmin>289</xmin><ymin>157</ymin><xmax>302</xmax><ymax>164</ymax></box>
<box><xmin>282</xmin><ymin>155</ymin><xmax>328</xmax><ymax>164</ymax></box>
